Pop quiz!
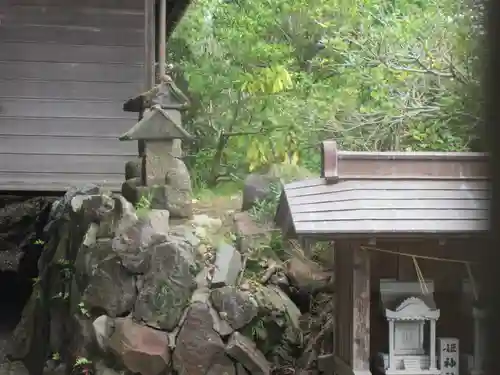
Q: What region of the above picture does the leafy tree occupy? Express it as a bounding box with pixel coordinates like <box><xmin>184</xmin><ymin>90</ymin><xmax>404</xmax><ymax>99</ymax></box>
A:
<box><xmin>168</xmin><ymin>0</ymin><xmax>483</xmax><ymax>186</ymax></box>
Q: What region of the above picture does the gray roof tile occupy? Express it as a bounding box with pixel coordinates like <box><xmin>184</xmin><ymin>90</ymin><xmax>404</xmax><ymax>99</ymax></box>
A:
<box><xmin>281</xmin><ymin>178</ymin><xmax>490</xmax><ymax>236</ymax></box>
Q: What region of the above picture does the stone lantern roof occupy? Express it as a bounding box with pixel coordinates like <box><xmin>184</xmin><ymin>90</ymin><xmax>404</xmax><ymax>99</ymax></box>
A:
<box><xmin>119</xmin><ymin>105</ymin><xmax>193</xmax><ymax>141</ymax></box>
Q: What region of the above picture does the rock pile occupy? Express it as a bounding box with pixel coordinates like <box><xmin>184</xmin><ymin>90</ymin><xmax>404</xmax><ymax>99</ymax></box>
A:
<box><xmin>6</xmin><ymin>185</ymin><xmax>307</xmax><ymax>375</ymax></box>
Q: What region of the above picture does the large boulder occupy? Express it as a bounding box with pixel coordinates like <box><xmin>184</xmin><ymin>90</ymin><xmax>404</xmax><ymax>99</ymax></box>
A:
<box><xmin>133</xmin><ymin>235</ymin><xmax>198</xmax><ymax>330</ymax></box>
<box><xmin>173</xmin><ymin>303</ymin><xmax>225</xmax><ymax>375</ymax></box>
<box><xmin>112</xmin><ymin>207</ymin><xmax>169</xmax><ymax>274</ymax></box>
<box><xmin>210</xmin><ymin>287</ymin><xmax>258</xmax><ymax>330</ymax></box>
<box><xmin>109</xmin><ymin>317</ymin><xmax>170</xmax><ymax>375</ymax></box>
<box><xmin>241</xmin><ymin>164</ymin><xmax>314</xmax><ymax>211</ymax></box>
<box><xmin>241</xmin><ymin>174</ymin><xmax>278</xmax><ymax>212</ymax></box>
<box><xmin>206</xmin><ymin>353</ymin><xmax>236</xmax><ymax>375</ymax></box>
<box><xmin>226</xmin><ymin>332</ymin><xmax>270</xmax><ymax>375</ymax></box>
<box><xmin>74</xmin><ymin>238</ymin><xmax>137</xmax><ymax>317</ymax></box>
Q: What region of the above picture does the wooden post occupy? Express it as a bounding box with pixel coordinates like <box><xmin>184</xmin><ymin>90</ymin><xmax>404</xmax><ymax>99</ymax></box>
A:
<box><xmin>333</xmin><ymin>243</ymin><xmax>372</xmax><ymax>375</ymax></box>
<box><xmin>352</xmin><ymin>245</ymin><xmax>371</xmax><ymax>375</ymax></box>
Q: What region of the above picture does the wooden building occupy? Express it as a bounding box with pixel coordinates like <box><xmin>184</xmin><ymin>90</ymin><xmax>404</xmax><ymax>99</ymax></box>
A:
<box><xmin>275</xmin><ymin>140</ymin><xmax>490</xmax><ymax>375</ymax></box>
<box><xmin>0</xmin><ymin>0</ymin><xmax>189</xmax><ymax>192</ymax></box>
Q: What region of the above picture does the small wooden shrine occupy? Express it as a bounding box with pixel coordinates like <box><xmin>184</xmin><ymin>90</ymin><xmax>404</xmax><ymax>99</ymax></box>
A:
<box><xmin>275</xmin><ymin>140</ymin><xmax>489</xmax><ymax>375</ymax></box>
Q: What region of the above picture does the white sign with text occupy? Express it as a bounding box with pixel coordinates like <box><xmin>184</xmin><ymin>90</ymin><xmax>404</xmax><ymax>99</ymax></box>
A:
<box><xmin>439</xmin><ymin>337</ymin><xmax>459</xmax><ymax>375</ymax></box>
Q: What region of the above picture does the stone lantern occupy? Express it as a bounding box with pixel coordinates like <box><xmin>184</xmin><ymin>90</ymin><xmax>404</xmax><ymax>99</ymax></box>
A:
<box><xmin>461</xmin><ymin>279</ymin><xmax>485</xmax><ymax>375</ymax></box>
<box><xmin>380</xmin><ymin>280</ymin><xmax>441</xmax><ymax>375</ymax></box>
<box><xmin>119</xmin><ymin>104</ymin><xmax>194</xmax><ymax>219</ymax></box>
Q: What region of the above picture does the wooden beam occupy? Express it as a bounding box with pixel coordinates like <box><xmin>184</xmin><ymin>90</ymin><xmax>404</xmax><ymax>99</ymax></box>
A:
<box><xmin>321</xmin><ymin>140</ymin><xmax>339</xmax><ymax>183</ymax></box>
<box><xmin>321</xmin><ymin>143</ymin><xmax>489</xmax><ymax>179</ymax></box>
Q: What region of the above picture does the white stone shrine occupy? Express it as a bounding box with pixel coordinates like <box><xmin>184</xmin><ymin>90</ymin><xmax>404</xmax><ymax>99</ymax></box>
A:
<box><xmin>461</xmin><ymin>279</ymin><xmax>486</xmax><ymax>375</ymax></box>
<box><xmin>380</xmin><ymin>280</ymin><xmax>441</xmax><ymax>375</ymax></box>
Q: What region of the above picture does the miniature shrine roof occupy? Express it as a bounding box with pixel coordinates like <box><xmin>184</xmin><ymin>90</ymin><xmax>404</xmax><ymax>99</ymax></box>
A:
<box><xmin>275</xmin><ymin>141</ymin><xmax>490</xmax><ymax>237</ymax></box>
<box><xmin>385</xmin><ymin>294</ymin><xmax>437</xmax><ymax>311</ymax></box>
<box><xmin>380</xmin><ymin>280</ymin><xmax>437</xmax><ymax>310</ymax></box>
<box><xmin>384</xmin><ymin>296</ymin><xmax>440</xmax><ymax>320</ymax></box>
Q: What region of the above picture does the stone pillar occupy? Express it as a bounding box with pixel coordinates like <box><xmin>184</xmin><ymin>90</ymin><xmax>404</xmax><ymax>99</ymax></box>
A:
<box><xmin>145</xmin><ymin>141</ymin><xmax>177</xmax><ymax>184</ymax></box>
<box><xmin>430</xmin><ymin>319</ymin><xmax>437</xmax><ymax>370</ymax></box>
<box><xmin>388</xmin><ymin>319</ymin><xmax>395</xmax><ymax>371</ymax></box>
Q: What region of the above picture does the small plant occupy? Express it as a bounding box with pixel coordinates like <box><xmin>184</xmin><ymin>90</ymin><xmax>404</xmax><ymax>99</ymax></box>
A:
<box><xmin>73</xmin><ymin>357</ymin><xmax>93</xmax><ymax>375</ymax></box>
<box><xmin>34</xmin><ymin>239</ymin><xmax>45</xmax><ymax>245</ymax></box>
<box><xmin>57</xmin><ymin>259</ymin><xmax>71</xmax><ymax>266</ymax></box>
<box><xmin>249</xmin><ymin>182</ymin><xmax>281</xmax><ymax>222</ymax></box>
<box><xmin>251</xmin><ymin>318</ymin><xmax>268</xmax><ymax>341</ymax></box>
<box><xmin>52</xmin><ymin>352</ymin><xmax>61</xmax><ymax>361</ymax></box>
<box><xmin>57</xmin><ymin>259</ymin><xmax>74</xmax><ymax>281</ymax></box>
<box><xmin>78</xmin><ymin>302</ymin><xmax>90</xmax><ymax>318</ymax></box>
<box><xmin>189</xmin><ymin>263</ymin><xmax>202</xmax><ymax>277</ymax></box>
<box><xmin>74</xmin><ymin>357</ymin><xmax>91</xmax><ymax>367</ymax></box>
<box><xmin>135</xmin><ymin>193</ymin><xmax>153</xmax><ymax>217</ymax></box>
<box><xmin>52</xmin><ymin>291</ymin><xmax>69</xmax><ymax>301</ymax></box>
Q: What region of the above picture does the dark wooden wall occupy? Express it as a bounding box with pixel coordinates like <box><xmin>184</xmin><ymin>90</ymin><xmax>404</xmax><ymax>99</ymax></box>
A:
<box><xmin>0</xmin><ymin>0</ymin><xmax>146</xmax><ymax>191</ymax></box>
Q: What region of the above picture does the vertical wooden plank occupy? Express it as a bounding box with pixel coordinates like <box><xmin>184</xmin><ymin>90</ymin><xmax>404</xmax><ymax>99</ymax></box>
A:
<box><xmin>144</xmin><ymin>0</ymin><xmax>156</xmax><ymax>90</ymax></box>
<box><xmin>351</xmin><ymin>244</ymin><xmax>371</xmax><ymax>375</ymax></box>
<box><xmin>397</xmin><ymin>254</ymin><xmax>415</xmax><ymax>281</ymax></box>
<box><xmin>334</xmin><ymin>242</ymin><xmax>353</xmax><ymax>375</ymax></box>
<box><xmin>334</xmin><ymin>244</ymin><xmax>342</xmax><ymax>360</ymax></box>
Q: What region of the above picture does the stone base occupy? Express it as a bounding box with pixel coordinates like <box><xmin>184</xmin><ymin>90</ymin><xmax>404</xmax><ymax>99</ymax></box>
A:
<box><xmin>121</xmin><ymin>178</ymin><xmax>192</xmax><ymax>219</ymax></box>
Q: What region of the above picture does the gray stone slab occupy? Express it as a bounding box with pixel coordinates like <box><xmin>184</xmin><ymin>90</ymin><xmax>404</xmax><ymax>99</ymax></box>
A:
<box><xmin>225</xmin><ymin>332</ymin><xmax>270</xmax><ymax>375</ymax></box>
<box><xmin>211</xmin><ymin>243</ymin><xmax>242</xmax><ymax>288</ymax></box>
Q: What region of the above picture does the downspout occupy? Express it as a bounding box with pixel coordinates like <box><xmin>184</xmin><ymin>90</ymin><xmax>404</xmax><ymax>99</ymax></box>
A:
<box><xmin>140</xmin><ymin>0</ymin><xmax>167</xmax><ymax>186</ymax></box>
<box><xmin>159</xmin><ymin>0</ymin><xmax>167</xmax><ymax>82</ymax></box>
<box><xmin>158</xmin><ymin>0</ymin><xmax>183</xmax><ymax>157</ymax></box>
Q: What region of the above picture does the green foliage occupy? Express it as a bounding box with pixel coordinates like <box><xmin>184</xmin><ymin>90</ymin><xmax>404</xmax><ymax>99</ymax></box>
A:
<box><xmin>72</xmin><ymin>357</ymin><xmax>93</xmax><ymax>375</ymax></box>
<box><xmin>251</xmin><ymin>318</ymin><xmax>268</xmax><ymax>341</ymax></box>
<box><xmin>74</xmin><ymin>357</ymin><xmax>91</xmax><ymax>368</ymax></box>
<box><xmin>169</xmin><ymin>0</ymin><xmax>482</xmax><ymax>184</ymax></box>
<box><xmin>135</xmin><ymin>194</ymin><xmax>152</xmax><ymax>218</ymax></box>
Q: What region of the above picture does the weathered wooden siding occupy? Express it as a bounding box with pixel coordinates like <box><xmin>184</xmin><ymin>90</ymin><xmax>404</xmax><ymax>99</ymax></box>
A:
<box><xmin>0</xmin><ymin>0</ymin><xmax>145</xmax><ymax>191</ymax></box>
